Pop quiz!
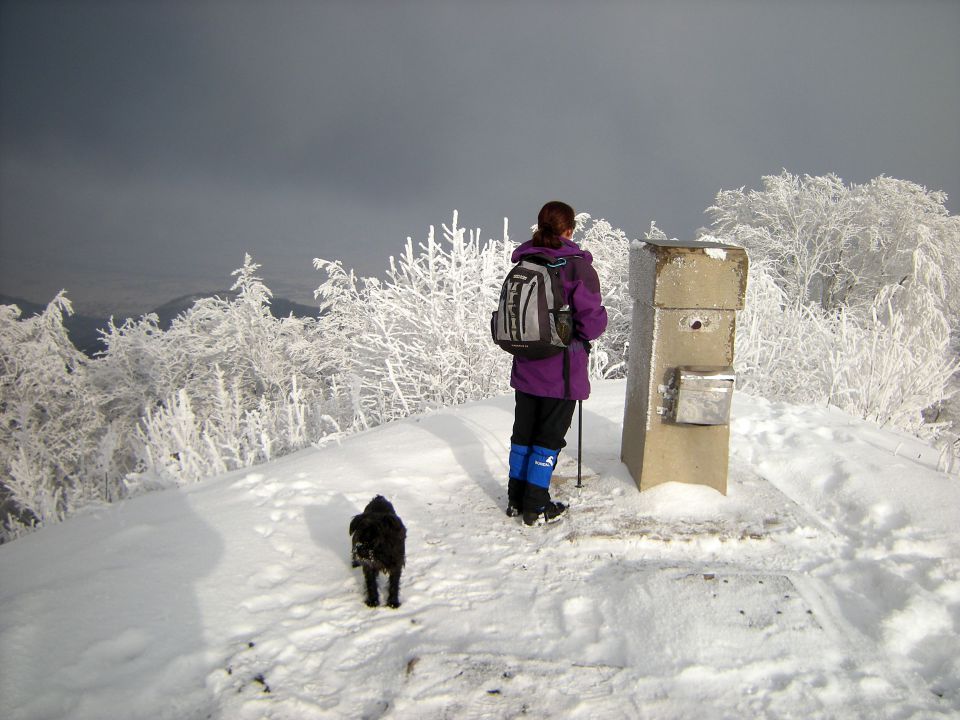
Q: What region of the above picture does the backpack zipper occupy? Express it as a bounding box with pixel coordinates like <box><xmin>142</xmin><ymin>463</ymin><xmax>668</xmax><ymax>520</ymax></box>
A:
<box><xmin>520</xmin><ymin>279</ymin><xmax>536</xmax><ymax>337</ymax></box>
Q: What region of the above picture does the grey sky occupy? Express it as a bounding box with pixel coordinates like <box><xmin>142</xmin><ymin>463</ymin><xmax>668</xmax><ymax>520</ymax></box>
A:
<box><xmin>2</xmin><ymin>0</ymin><xmax>958</xmax><ymax>314</ymax></box>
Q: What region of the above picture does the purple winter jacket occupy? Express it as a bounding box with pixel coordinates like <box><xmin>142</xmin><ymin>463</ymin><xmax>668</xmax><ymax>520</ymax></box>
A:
<box><xmin>509</xmin><ymin>238</ymin><xmax>608</xmax><ymax>401</ymax></box>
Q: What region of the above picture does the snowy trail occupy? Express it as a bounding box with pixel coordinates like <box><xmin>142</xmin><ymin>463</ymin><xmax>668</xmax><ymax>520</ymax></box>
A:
<box><xmin>1</xmin><ymin>381</ymin><xmax>958</xmax><ymax>719</ymax></box>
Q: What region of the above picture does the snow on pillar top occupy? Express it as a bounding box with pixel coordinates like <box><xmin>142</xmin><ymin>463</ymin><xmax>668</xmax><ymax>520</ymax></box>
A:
<box><xmin>629</xmin><ymin>239</ymin><xmax>748</xmax><ymax>309</ymax></box>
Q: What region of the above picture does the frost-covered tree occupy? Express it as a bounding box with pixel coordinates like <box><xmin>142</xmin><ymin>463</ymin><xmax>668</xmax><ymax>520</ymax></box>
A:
<box><xmin>314</xmin><ymin>212</ymin><xmax>515</xmax><ymax>428</ymax></box>
<box><xmin>720</xmin><ymin>173</ymin><xmax>960</xmax><ymax>450</ymax></box>
<box><xmin>735</xmin><ymin>258</ymin><xmax>959</xmax><ymax>437</ymax></box>
<box><xmin>710</xmin><ymin>173</ymin><xmax>864</xmax><ymax>312</ymax></box>
<box><xmin>708</xmin><ymin>171</ymin><xmax>960</xmax><ymax>329</ymax></box>
<box><xmin>577</xmin><ymin>214</ymin><xmax>631</xmax><ymax>378</ymax></box>
<box><xmin>311</xmin><ymin>211</ymin><xmax>637</xmax><ymax>429</ymax></box>
<box><xmin>0</xmin><ymin>294</ymin><xmax>109</xmax><ymax>538</ymax></box>
<box><xmin>106</xmin><ymin>255</ymin><xmax>342</xmax><ymax>487</ymax></box>
<box><xmin>859</xmin><ymin>176</ymin><xmax>960</xmax><ymax>337</ymax></box>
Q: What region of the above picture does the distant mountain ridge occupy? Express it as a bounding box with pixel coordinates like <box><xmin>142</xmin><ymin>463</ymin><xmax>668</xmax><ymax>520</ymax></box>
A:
<box><xmin>0</xmin><ymin>291</ymin><xmax>319</xmax><ymax>357</ymax></box>
<box><xmin>148</xmin><ymin>290</ymin><xmax>318</xmax><ymax>330</ymax></box>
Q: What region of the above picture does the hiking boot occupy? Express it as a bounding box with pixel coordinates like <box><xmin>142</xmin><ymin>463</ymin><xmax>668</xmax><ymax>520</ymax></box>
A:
<box><xmin>521</xmin><ymin>482</ymin><xmax>565</xmax><ymax>526</ymax></box>
<box><xmin>522</xmin><ymin>500</ymin><xmax>567</xmax><ymax>526</ymax></box>
<box><xmin>506</xmin><ymin>477</ymin><xmax>525</xmax><ymax>517</ymax></box>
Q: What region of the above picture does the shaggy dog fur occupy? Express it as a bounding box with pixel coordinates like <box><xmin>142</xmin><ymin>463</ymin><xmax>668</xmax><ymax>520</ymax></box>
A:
<box><xmin>349</xmin><ymin>495</ymin><xmax>407</xmax><ymax>608</ymax></box>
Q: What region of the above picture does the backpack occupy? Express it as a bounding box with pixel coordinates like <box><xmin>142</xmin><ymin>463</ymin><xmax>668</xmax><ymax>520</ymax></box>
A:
<box><xmin>490</xmin><ymin>254</ymin><xmax>575</xmax><ymax>358</ymax></box>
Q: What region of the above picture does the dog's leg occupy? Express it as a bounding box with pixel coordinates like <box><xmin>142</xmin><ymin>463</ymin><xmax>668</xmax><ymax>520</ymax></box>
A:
<box><xmin>386</xmin><ymin>568</ymin><xmax>402</xmax><ymax>609</ymax></box>
<box><xmin>363</xmin><ymin>566</ymin><xmax>380</xmax><ymax>607</ymax></box>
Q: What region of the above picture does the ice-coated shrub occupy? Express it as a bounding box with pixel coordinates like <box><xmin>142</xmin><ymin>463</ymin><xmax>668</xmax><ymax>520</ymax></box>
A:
<box><xmin>577</xmin><ymin>214</ymin><xmax>631</xmax><ymax>378</ymax></box>
<box><xmin>104</xmin><ymin>256</ymin><xmax>343</xmax><ymax>488</ymax></box>
<box><xmin>0</xmin><ymin>295</ymin><xmax>111</xmax><ymax>539</ymax></box>
<box><xmin>311</xmin><ymin>211</ymin><xmax>637</xmax><ymax>431</ymax></box>
<box><xmin>709</xmin><ymin>171</ymin><xmax>960</xmax><ymax>326</ymax></box>
<box><xmin>314</xmin><ymin>212</ymin><xmax>515</xmax><ymax>428</ymax></box>
<box><xmin>735</xmin><ymin>259</ymin><xmax>959</xmax><ymax>437</ymax></box>
<box><xmin>723</xmin><ymin>174</ymin><xmax>960</xmax><ymax>446</ymax></box>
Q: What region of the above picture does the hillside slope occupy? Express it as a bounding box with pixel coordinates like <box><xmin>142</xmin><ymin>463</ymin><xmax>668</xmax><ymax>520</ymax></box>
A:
<box><xmin>1</xmin><ymin>381</ymin><xmax>957</xmax><ymax>719</ymax></box>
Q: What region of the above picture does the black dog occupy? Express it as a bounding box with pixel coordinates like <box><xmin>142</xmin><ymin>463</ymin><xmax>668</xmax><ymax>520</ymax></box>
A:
<box><xmin>349</xmin><ymin>495</ymin><xmax>406</xmax><ymax>608</ymax></box>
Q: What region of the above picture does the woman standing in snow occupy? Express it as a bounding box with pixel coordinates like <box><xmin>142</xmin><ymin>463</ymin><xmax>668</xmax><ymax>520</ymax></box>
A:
<box><xmin>506</xmin><ymin>201</ymin><xmax>608</xmax><ymax>525</ymax></box>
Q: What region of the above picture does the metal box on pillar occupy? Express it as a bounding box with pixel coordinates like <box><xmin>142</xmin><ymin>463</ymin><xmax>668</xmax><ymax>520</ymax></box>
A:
<box><xmin>621</xmin><ymin>239</ymin><xmax>748</xmax><ymax>495</ymax></box>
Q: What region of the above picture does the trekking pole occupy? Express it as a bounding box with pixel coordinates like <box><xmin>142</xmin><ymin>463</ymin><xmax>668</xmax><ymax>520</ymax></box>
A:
<box><xmin>576</xmin><ymin>399</ymin><xmax>583</xmax><ymax>490</ymax></box>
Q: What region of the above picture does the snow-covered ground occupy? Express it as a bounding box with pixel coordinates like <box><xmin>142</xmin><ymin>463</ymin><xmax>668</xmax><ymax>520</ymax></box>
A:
<box><xmin>1</xmin><ymin>380</ymin><xmax>958</xmax><ymax>719</ymax></box>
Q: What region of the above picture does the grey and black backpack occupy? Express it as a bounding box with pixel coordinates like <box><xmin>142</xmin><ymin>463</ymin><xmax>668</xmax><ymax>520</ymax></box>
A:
<box><xmin>491</xmin><ymin>255</ymin><xmax>575</xmax><ymax>359</ymax></box>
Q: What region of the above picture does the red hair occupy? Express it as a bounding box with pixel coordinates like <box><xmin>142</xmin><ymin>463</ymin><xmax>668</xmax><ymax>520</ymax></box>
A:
<box><xmin>532</xmin><ymin>201</ymin><xmax>575</xmax><ymax>249</ymax></box>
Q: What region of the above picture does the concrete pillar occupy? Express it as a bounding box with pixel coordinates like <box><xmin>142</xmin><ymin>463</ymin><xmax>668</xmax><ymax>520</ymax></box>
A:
<box><xmin>621</xmin><ymin>239</ymin><xmax>749</xmax><ymax>495</ymax></box>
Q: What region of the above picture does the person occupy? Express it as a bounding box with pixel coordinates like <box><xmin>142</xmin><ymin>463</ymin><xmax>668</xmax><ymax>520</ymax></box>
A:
<box><xmin>506</xmin><ymin>201</ymin><xmax>608</xmax><ymax>526</ymax></box>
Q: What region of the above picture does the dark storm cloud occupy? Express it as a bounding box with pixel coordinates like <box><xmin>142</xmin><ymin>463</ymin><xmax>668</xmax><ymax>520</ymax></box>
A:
<box><xmin>1</xmin><ymin>0</ymin><xmax>958</xmax><ymax>313</ymax></box>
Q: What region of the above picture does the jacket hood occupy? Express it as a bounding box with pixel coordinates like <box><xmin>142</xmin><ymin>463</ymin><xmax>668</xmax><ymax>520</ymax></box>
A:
<box><xmin>511</xmin><ymin>238</ymin><xmax>593</xmax><ymax>264</ymax></box>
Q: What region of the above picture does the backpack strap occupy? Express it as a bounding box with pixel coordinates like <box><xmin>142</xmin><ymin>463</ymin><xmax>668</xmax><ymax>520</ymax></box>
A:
<box><xmin>521</xmin><ymin>253</ymin><xmax>581</xmax><ymax>267</ymax></box>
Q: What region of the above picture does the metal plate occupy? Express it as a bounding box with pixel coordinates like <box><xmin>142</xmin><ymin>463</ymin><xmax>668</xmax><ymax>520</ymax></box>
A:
<box><xmin>674</xmin><ymin>367</ymin><xmax>735</xmax><ymax>425</ymax></box>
